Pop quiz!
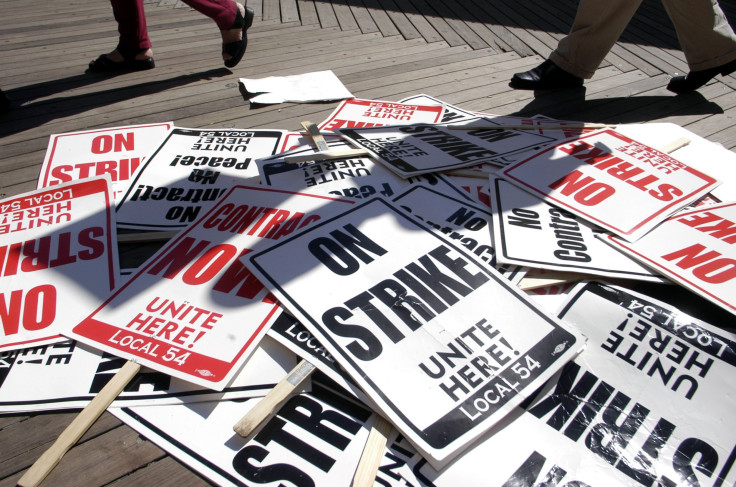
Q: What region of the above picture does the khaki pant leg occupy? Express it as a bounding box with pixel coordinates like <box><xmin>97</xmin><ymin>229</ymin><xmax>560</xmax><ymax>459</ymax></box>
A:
<box><xmin>549</xmin><ymin>0</ymin><xmax>643</xmax><ymax>78</ymax></box>
<box><xmin>661</xmin><ymin>0</ymin><xmax>736</xmax><ymax>70</ymax></box>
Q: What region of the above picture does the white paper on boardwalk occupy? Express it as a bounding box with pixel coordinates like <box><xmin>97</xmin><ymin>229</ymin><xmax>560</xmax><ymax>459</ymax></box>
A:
<box><xmin>244</xmin><ymin>197</ymin><xmax>585</xmax><ymax>468</ymax></box>
<box><xmin>488</xmin><ymin>176</ymin><xmax>661</xmax><ymax>280</ymax></box>
<box><xmin>257</xmin><ymin>143</ymin><xmax>472</xmax><ymax>201</ymax></box>
<box><xmin>317</xmin><ymin>98</ymin><xmax>444</xmax><ymax>132</ymax></box>
<box><xmin>115</xmin><ymin>128</ymin><xmax>285</xmax><ymax>231</ymax></box>
<box><xmin>336</xmin><ymin>119</ymin><xmax>556</xmax><ymax>178</ymax></box>
<box><xmin>601</xmin><ymin>201</ymin><xmax>736</xmax><ymax>316</ymax></box>
<box><xmin>37</xmin><ymin>122</ymin><xmax>173</xmax><ymax>203</ymax></box>
<box><xmin>0</xmin><ymin>177</ymin><xmax>119</xmax><ymax>352</ymax></box>
<box><xmin>0</xmin><ymin>336</ymin><xmax>295</xmax><ymax>412</ymax></box>
<box><xmin>499</xmin><ymin>129</ymin><xmax>720</xmax><ymax>242</ymax></box>
<box><xmin>239</xmin><ymin>70</ymin><xmax>353</xmax><ymax>104</ymax></box>
<box><xmin>68</xmin><ymin>185</ymin><xmax>354</xmax><ymax>390</ymax></box>
<box><xmin>111</xmin><ymin>384</ymin><xmax>376</xmax><ymax>487</ymax></box>
<box><xmin>413</xmin><ymin>281</ymin><xmax>736</xmax><ymax>486</ymax></box>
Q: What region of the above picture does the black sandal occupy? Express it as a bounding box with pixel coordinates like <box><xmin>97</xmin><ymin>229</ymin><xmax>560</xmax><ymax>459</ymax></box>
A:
<box><xmin>88</xmin><ymin>47</ymin><xmax>155</xmax><ymax>73</ymax></box>
<box><xmin>222</xmin><ymin>5</ymin><xmax>254</xmax><ymax>68</ymax></box>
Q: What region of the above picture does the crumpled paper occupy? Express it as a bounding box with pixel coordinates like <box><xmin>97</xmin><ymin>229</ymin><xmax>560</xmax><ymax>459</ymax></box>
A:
<box><xmin>239</xmin><ymin>70</ymin><xmax>353</xmax><ymax>105</ymax></box>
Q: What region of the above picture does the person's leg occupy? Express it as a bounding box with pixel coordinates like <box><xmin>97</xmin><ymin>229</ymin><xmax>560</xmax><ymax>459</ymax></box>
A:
<box><xmin>550</xmin><ymin>0</ymin><xmax>644</xmax><ymax>79</ymax></box>
<box><xmin>663</xmin><ymin>0</ymin><xmax>736</xmax><ymax>92</ymax></box>
<box><xmin>88</xmin><ymin>0</ymin><xmax>154</xmax><ymax>71</ymax></box>
<box><xmin>510</xmin><ymin>0</ymin><xmax>642</xmax><ymax>89</ymax></box>
<box><xmin>181</xmin><ymin>0</ymin><xmax>253</xmax><ymax>66</ymax></box>
<box><xmin>111</xmin><ymin>0</ymin><xmax>152</xmax><ymax>56</ymax></box>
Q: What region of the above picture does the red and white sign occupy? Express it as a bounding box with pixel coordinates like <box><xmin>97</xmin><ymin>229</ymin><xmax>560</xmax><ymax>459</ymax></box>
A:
<box><xmin>602</xmin><ymin>201</ymin><xmax>736</xmax><ymax>315</ymax></box>
<box><xmin>37</xmin><ymin>123</ymin><xmax>172</xmax><ymax>202</ymax></box>
<box><xmin>1</xmin><ymin>177</ymin><xmax>119</xmax><ymax>351</ymax></box>
<box><xmin>318</xmin><ymin>98</ymin><xmax>444</xmax><ymax>132</ymax></box>
<box><xmin>69</xmin><ymin>185</ymin><xmax>353</xmax><ymax>389</ymax></box>
<box><xmin>499</xmin><ymin>129</ymin><xmax>719</xmax><ymax>241</ymax></box>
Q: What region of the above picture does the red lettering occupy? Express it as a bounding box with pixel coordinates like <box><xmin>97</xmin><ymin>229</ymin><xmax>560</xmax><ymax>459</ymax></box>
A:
<box><xmin>549</xmin><ymin>170</ymin><xmax>615</xmax><ymax>206</ymax></box>
<box><xmin>212</xmin><ymin>248</ymin><xmax>266</xmax><ymax>299</ymax></box>
<box><xmin>147</xmin><ymin>237</ymin><xmax>211</xmax><ymax>279</ymax></box>
<box><xmin>181</xmin><ymin>244</ymin><xmax>238</xmax><ymax>285</ymax></box>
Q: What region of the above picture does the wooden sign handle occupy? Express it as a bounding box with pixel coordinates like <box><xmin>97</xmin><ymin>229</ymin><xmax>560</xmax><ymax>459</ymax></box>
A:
<box><xmin>233</xmin><ymin>359</ymin><xmax>316</xmax><ymax>438</ymax></box>
<box><xmin>283</xmin><ymin>148</ymin><xmax>371</xmax><ymax>163</ymax></box>
<box><xmin>351</xmin><ymin>415</ymin><xmax>393</xmax><ymax>487</ymax></box>
<box><xmin>300</xmin><ymin>121</ymin><xmax>330</xmax><ymax>152</ymax></box>
<box><xmin>17</xmin><ymin>360</ymin><xmax>141</xmax><ymax>487</ymax></box>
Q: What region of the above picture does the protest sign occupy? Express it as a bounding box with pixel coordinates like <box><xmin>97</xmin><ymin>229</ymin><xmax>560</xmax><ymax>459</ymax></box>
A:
<box><xmin>69</xmin><ymin>185</ymin><xmax>354</xmax><ymax>390</ymax></box>
<box><xmin>489</xmin><ymin>176</ymin><xmax>660</xmax><ymax>280</ymax></box>
<box><xmin>413</xmin><ymin>281</ymin><xmax>736</xmax><ymax>486</ymax></box>
<box><xmin>318</xmin><ymin>98</ymin><xmax>444</xmax><ymax>132</ymax></box>
<box><xmin>602</xmin><ymin>201</ymin><xmax>736</xmax><ymax>315</ymax></box>
<box><xmin>0</xmin><ymin>336</ymin><xmax>295</xmax><ymax>412</ymax></box>
<box><xmin>111</xmin><ymin>383</ymin><xmax>376</xmax><ymax>487</ymax></box>
<box><xmin>115</xmin><ymin>128</ymin><xmax>285</xmax><ymax>230</ymax></box>
<box><xmin>499</xmin><ymin>129</ymin><xmax>720</xmax><ymax>242</ymax></box>
<box><xmin>1</xmin><ymin>177</ymin><xmax>119</xmax><ymax>352</ymax></box>
<box><xmin>244</xmin><ymin>197</ymin><xmax>584</xmax><ymax>467</ymax></box>
<box><xmin>336</xmin><ymin>120</ymin><xmax>555</xmax><ymax>178</ymax></box>
<box><xmin>393</xmin><ymin>185</ymin><xmax>524</xmax><ymax>282</ymax></box>
<box><xmin>257</xmin><ymin>144</ymin><xmax>471</xmax><ymax>202</ymax></box>
<box><xmin>37</xmin><ymin>123</ymin><xmax>173</xmax><ymax>202</ymax></box>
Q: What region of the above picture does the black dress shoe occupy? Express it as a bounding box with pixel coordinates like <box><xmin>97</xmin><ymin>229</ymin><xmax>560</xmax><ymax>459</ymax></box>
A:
<box><xmin>510</xmin><ymin>60</ymin><xmax>584</xmax><ymax>90</ymax></box>
<box><xmin>667</xmin><ymin>58</ymin><xmax>736</xmax><ymax>94</ymax></box>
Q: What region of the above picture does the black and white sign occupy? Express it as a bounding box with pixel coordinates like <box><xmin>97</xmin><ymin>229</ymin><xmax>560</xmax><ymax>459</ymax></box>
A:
<box><xmin>115</xmin><ymin>128</ymin><xmax>285</xmax><ymax>230</ymax></box>
<box><xmin>489</xmin><ymin>177</ymin><xmax>660</xmax><ymax>280</ymax></box>
<box><xmin>244</xmin><ymin>197</ymin><xmax>584</xmax><ymax>467</ymax></box>
<box><xmin>336</xmin><ymin>121</ymin><xmax>554</xmax><ymax>178</ymax></box>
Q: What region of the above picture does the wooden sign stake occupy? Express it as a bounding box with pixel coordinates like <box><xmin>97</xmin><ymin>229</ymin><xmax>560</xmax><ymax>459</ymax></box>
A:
<box><xmin>233</xmin><ymin>359</ymin><xmax>316</xmax><ymax>438</ymax></box>
<box><xmin>17</xmin><ymin>360</ymin><xmax>141</xmax><ymax>487</ymax></box>
<box><xmin>351</xmin><ymin>415</ymin><xmax>393</xmax><ymax>487</ymax></box>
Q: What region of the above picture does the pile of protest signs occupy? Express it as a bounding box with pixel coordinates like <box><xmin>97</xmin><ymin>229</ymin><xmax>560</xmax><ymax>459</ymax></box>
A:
<box><xmin>2</xmin><ymin>95</ymin><xmax>735</xmax><ymax>487</ymax></box>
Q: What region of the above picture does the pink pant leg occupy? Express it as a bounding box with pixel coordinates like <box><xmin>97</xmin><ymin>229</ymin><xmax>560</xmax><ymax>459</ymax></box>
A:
<box><xmin>181</xmin><ymin>0</ymin><xmax>238</xmax><ymax>30</ymax></box>
<box><xmin>110</xmin><ymin>0</ymin><xmax>152</xmax><ymax>55</ymax></box>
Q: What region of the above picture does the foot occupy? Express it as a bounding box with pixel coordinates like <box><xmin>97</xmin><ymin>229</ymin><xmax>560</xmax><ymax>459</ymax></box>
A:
<box><xmin>221</xmin><ymin>3</ymin><xmax>254</xmax><ymax>68</ymax></box>
<box><xmin>88</xmin><ymin>48</ymin><xmax>155</xmax><ymax>72</ymax></box>
<box><xmin>510</xmin><ymin>60</ymin><xmax>584</xmax><ymax>90</ymax></box>
<box><xmin>667</xmin><ymin>58</ymin><xmax>736</xmax><ymax>94</ymax></box>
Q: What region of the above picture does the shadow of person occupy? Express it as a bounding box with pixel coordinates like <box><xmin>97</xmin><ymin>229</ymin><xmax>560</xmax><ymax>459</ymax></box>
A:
<box><xmin>0</xmin><ymin>68</ymin><xmax>232</xmax><ymax>136</ymax></box>
<box><xmin>508</xmin><ymin>87</ymin><xmax>723</xmax><ymax>124</ymax></box>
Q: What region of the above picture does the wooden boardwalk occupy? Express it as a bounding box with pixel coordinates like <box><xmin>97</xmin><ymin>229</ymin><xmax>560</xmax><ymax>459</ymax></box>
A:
<box><xmin>1</xmin><ymin>0</ymin><xmax>736</xmax><ymax>484</ymax></box>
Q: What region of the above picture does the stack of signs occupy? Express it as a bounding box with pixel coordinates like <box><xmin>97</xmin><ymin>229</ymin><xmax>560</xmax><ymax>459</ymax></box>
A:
<box><xmin>8</xmin><ymin>93</ymin><xmax>736</xmax><ymax>486</ymax></box>
<box><xmin>1</xmin><ymin>177</ymin><xmax>119</xmax><ymax>351</ymax></box>
<box><xmin>241</xmin><ymin>196</ymin><xmax>585</xmax><ymax>467</ymax></box>
<box><xmin>337</xmin><ymin>119</ymin><xmax>555</xmax><ymax>177</ymax></box>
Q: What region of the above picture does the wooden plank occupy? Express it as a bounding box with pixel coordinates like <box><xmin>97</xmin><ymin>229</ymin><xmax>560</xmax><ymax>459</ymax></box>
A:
<box><xmin>262</xmin><ymin>0</ymin><xmax>281</xmax><ymax>21</ymax></box>
<box><xmin>280</xmin><ymin>0</ymin><xmax>301</xmax><ymax>22</ymax></box>
<box><xmin>359</xmin><ymin>0</ymin><xmax>403</xmax><ymax>37</ymax></box>
<box><xmin>388</xmin><ymin>0</ymin><xmax>444</xmax><ymax>43</ymax></box>
<box><xmin>296</xmin><ymin>0</ymin><xmax>321</xmax><ymax>25</ymax></box>
<box><xmin>331</xmin><ymin>0</ymin><xmax>361</xmax><ymax>31</ymax></box>
<box><xmin>314</xmin><ymin>0</ymin><xmax>340</xmax><ymax>28</ymax></box>
<box><xmin>402</xmin><ymin>0</ymin><xmax>467</xmax><ymax>47</ymax></box>
<box><xmin>370</xmin><ymin>0</ymin><xmax>421</xmax><ymax>39</ymax></box>
<box><xmin>105</xmin><ymin>456</ymin><xmax>211</xmax><ymax>487</ymax></box>
<box><xmin>345</xmin><ymin>0</ymin><xmax>382</xmax><ymax>34</ymax></box>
